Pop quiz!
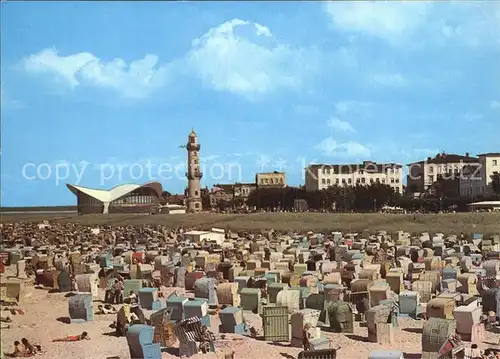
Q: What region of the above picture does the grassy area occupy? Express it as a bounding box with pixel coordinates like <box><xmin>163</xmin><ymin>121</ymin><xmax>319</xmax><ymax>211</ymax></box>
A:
<box><xmin>1</xmin><ymin>212</ymin><xmax>499</xmax><ymax>236</ymax></box>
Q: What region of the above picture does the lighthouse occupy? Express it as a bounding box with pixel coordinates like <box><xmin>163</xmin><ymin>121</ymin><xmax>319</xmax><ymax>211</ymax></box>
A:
<box><xmin>185</xmin><ymin>129</ymin><xmax>203</xmax><ymax>212</ymax></box>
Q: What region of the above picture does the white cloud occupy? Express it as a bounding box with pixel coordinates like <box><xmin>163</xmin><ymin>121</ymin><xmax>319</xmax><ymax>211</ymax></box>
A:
<box><xmin>22</xmin><ymin>48</ymin><xmax>170</xmax><ymax>99</ymax></box>
<box><xmin>324</xmin><ymin>1</ymin><xmax>429</xmax><ymax>45</ymax></box>
<box><xmin>22</xmin><ymin>19</ymin><xmax>318</xmax><ymax>100</ymax></box>
<box><xmin>435</xmin><ymin>3</ymin><xmax>500</xmax><ymax>48</ymax></box>
<box><xmin>325</xmin><ymin>101</ymin><xmax>371</xmax><ymax>134</ymax></box>
<box><xmin>23</xmin><ymin>48</ymin><xmax>96</xmax><ymax>87</ymax></box>
<box><xmin>328</xmin><ymin>117</ymin><xmax>356</xmax><ymax>133</ymax></box>
<box><xmin>324</xmin><ymin>1</ymin><xmax>500</xmax><ymax>47</ymax></box>
<box><xmin>316</xmin><ymin>137</ymin><xmax>371</xmax><ymax>158</ymax></box>
<box><xmin>342</xmin><ymin>141</ymin><xmax>371</xmax><ymax>158</ymax></box>
<box><xmin>186</xmin><ymin>18</ymin><xmax>317</xmax><ymax>97</ymax></box>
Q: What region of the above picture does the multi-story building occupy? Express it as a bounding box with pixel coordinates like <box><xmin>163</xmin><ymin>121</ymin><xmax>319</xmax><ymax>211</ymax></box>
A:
<box><xmin>406</xmin><ymin>153</ymin><xmax>478</xmax><ymax>196</ymax></box>
<box><xmin>256</xmin><ymin>172</ymin><xmax>286</xmax><ymax>188</ymax></box>
<box><xmin>460</xmin><ymin>152</ymin><xmax>500</xmax><ymax>199</ymax></box>
<box><xmin>208</xmin><ymin>182</ymin><xmax>257</xmax><ymax>208</ymax></box>
<box><xmin>208</xmin><ymin>186</ymin><xmax>233</xmax><ymax>208</ymax></box>
<box><xmin>234</xmin><ymin>182</ymin><xmax>257</xmax><ymax>198</ymax></box>
<box><xmin>304</xmin><ymin>161</ymin><xmax>403</xmax><ymax>193</ymax></box>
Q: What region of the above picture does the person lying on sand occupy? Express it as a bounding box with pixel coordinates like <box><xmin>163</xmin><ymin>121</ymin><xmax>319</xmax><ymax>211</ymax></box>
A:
<box><xmin>4</xmin><ymin>340</ymin><xmax>25</xmax><ymax>357</ymax></box>
<box><xmin>6</xmin><ymin>309</ymin><xmax>25</xmax><ymax>315</ymax></box>
<box><xmin>126</xmin><ymin>291</ymin><xmax>137</xmax><ymax>304</ymax></box>
<box><xmin>1</xmin><ymin>316</ymin><xmax>12</xmax><ymax>323</ymax></box>
<box><xmin>21</xmin><ymin>338</ymin><xmax>41</xmax><ymax>355</ymax></box>
<box><xmin>52</xmin><ymin>331</ymin><xmax>90</xmax><ymax>342</ymax></box>
<box><xmin>96</xmin><ymin>305</ymin><xmax>117</xmax><ymax>314</ymax></box>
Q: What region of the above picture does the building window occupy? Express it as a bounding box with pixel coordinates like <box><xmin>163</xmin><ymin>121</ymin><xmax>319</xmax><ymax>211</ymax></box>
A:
<box><xmin>370</xmin><ymin>178</ymin><xmax>374</xmax><ymax>184</ymax></box>
<box><xmin>327</xmin><ymin>179</ymin><xmax>331</xmax><ymax>184</ymax></box>
<box><xmin>396</xmin><ymin>187</ymin><xmax>400</xmax><ymax>193</ymax></box>
<box><xmin>356</xmin><ymin>178</ymin><xmax>361</xmax><ymax>183</ymax></box>
<box><xmin>336</xmin><ymin>179</ymin><xmax>340</xmax><ymax>184</ymax></box>
<box><xmin>322</xmin><ymin>179</ymin><xmax>326</xmax><ymax>184</ymax></box>
<box><xmin>429</xmin><ymin>166</ymin><xmax>433</xmax><ymax>173</ymax></box>
<box><xmin>395</xmin><ymin>179</ymin><xmax>400</xmax><ymax>183</ymax></box>
<box><xmin>348</xmin><ymin>178</ymin><xmax>352</xmax><ymax>184</ymax></box>
<box><xmin>261</xmin><ymin>179</ymin><xmax>265</xmax><ymax>184</ymax></box>
<box><xmin>382</xmin><ymin>179</ymin><xmax>386</xmax><ymax>183</ymax></box>
<box><xmin>494</xmin><ymin>160</ymin><xmax>498</xmax><ymax>166</ymax></box>
<box><xmin>190</xmin><ymin>137</ymin><xmax>195</xmax><ymax>144</ymax></box>
<box><xmin>376</xmin><ymin>178</ymin><xmax>380</xmax><ymax>183</ymax></box>
<box><xmin>195</xmin><ymin>202</ymin><xmax>200</xmax><ymax>208</ymax></box>
<box><xmin>342</xmin><ymin>179</ymin><xmax>346</xmax><ymax>184</ymax></box>
<box><xmin>391</xmin><ymin>178</ymin><xmax>395</xmax><ymax>183</ymax></box>
<box><xmin>361</xmin><ymin>178</ymin><xmax>366</xmax><ymax>184</ymax></box>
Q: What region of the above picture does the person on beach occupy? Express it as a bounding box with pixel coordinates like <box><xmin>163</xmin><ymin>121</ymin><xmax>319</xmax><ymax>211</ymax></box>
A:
<box><xmin>4</xmin><ymin>341</ymin><xmax>25</xmax><ymax>357</ymax></box>
<box><xmin>52</xmin><ymin>331</ymin><xmax>90</xmax><ymax>342</ymax></box>
<box><xmin>303</xmin><ymin>323</ymin><xmax>312</xmax><ymax>351</ymax></box>
<box><xmin>21</xmin><ymin>338</ymin><xmax>41</xmax><ymax>355</ymax></box>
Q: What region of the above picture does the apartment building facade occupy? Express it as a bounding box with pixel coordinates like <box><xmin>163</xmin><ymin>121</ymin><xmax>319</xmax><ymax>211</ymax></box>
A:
<box><xmin>406</xmin><ymin>153</ymin><xmax>478</xmax><ymax>196</ymax></box>
<box><xmin>305</xmin><ymin>161</ymin><xmax>403</xmax><ymax>193</ymax></box>
<box><xmin>460</xmin><ymin>153</ymin><xmax>500</xmax><ymax>199</ymax></box>
<box><xmin>208</xmin><ymin>182</ymin><xmax>257</xmax><ymax>208</ymax></box>
<box><xmin>256</xmin><ymin>172</ymin><xmax>286</xmax><ymax>188</ymax></box>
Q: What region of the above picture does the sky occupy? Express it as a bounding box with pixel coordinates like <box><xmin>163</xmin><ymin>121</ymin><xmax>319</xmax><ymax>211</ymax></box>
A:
<box><xmin>1</xmin><ymin>1</ymin><xmax>499</xmax><ymax>206</ymax></box>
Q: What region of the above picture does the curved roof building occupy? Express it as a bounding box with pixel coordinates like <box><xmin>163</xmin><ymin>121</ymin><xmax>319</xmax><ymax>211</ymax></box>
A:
<box><xmin>66</xmin><ymin>182</ymin><xmax>163</xmax><ymax>214</ymax></box>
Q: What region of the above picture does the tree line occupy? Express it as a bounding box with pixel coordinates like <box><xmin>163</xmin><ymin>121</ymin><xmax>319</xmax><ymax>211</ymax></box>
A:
<box><xmin>245</xmin><ymin>184</ymin><xmax>398</xmax><ymax>212</ymax></box>
<box><xmin>236</xmin><ymin>182</ymin><xmax>499</xmax><ymax>213</ymax></box>
<box><xmin>170</xmin><ymin>172</ymin><xmax>500</xmax><ymax>213</ymax></box>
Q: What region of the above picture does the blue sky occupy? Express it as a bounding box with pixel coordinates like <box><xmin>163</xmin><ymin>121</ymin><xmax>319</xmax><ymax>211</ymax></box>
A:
<box><xmin>1</xmin><ymin>1</ymin><xmax>499</xmax><ymax>206</ymax></box>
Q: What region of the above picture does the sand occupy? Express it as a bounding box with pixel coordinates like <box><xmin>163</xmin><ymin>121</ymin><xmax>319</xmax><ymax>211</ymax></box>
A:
<box><xmin>2</xmin><ymin>281</ymin><xmax>499</xmax><ymax>359</ymax></box>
